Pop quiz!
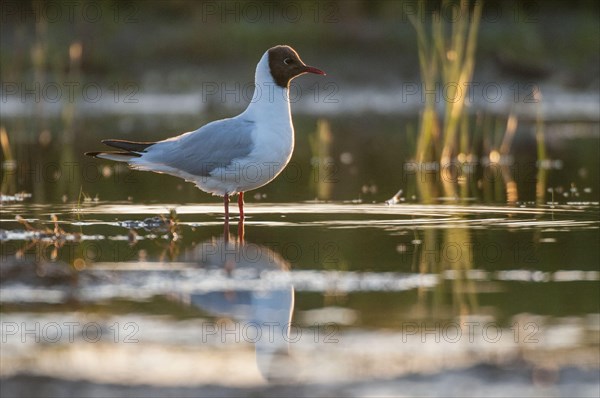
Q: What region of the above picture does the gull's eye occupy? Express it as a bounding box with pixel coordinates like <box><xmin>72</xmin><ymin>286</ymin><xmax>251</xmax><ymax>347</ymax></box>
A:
<box><xmin>283</xmin><ymin>58</ymin><xmax>293</xmax><ymax>65</ymax></box>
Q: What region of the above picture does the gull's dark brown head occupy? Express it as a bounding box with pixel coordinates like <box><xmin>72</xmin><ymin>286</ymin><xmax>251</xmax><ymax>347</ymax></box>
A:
<box><xmin>268</xmin><ymin>45</ymin><xmax>325</xmax><ymax>88</ymax></box>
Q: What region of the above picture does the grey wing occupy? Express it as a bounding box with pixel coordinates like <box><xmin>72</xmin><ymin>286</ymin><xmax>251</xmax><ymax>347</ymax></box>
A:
<box><xmin>148</xmin><ymin>117</ymin><xmax>256</xmax><ymax>177</ymax></box>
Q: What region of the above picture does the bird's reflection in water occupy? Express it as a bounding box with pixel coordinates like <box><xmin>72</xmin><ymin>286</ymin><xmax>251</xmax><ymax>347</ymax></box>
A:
<box><xmin>182</xmin><ymin>228</ymin><xmax>295</xmax><ymax>381</ymax></box>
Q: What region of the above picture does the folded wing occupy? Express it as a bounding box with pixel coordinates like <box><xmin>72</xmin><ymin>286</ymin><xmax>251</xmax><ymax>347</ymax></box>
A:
<box><xmin>134</xmin><ymin>116</ymin><xmax>256</xmax><ymax>177</ymax></box>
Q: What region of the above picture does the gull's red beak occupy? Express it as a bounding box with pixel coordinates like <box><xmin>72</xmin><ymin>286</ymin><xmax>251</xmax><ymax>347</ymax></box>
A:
<box><xmin>304</xmin><ymin>65</ymin><xmax>326</xmax><ymax>76</ymax></box>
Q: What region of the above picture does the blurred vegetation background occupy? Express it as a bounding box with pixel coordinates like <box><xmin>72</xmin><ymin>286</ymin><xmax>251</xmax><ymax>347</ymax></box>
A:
<box><xmin>1</xmin><ymin>0</ymin><xmax>598</xmax><ymax>204</ymax></box>
<box><xmin>2</xmin><ymin>0</ymin><xmax>598</xmax><ymax>89</ymax></box>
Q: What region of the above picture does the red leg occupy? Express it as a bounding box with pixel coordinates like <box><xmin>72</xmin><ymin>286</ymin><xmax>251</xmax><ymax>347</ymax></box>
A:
<box><xmin>237</xmin><ymin>192</ymin><xmax>245</xmax><ymax>220</ymax></box>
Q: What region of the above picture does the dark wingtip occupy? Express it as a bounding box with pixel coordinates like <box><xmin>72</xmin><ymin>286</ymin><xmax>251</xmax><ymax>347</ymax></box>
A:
<box><xmin>101</xmin><ymin>139</ymin><xmax>155</xmax><ymax>152</ymax></box>
<box><xmin>84</xmin><ymin>151</ymin><xmax>101</xmax><ymax>158</ymax></box>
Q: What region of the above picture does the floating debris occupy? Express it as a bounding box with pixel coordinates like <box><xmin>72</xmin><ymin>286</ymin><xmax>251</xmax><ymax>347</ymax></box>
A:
<box><xmin>0</xmin><ymin>192</ymin><xmax>32</xmax><ymax>203</ymax></box>
<box><xmin>118</xmin><ymin>209</ymin><xmax>180</xmax><ymax>236</ymax></box>
<box><xmin>385</xmin><ymin>189</ymin><xmax>403</xmax><ymax>205</ymax></box>
<box><xmin>443</xmin><ymin>269</ymin><xmax>600</xmax><ymax>282</ymax></box>
<box><xmin>118</xmin><ymin>217</ymin><xmax>167</xmax><ymax>230</ymax></box>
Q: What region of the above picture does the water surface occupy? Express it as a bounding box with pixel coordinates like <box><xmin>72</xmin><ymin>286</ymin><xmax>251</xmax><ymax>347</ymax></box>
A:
<box><xmin>1</xmin><ymin>200</ymin><xmax>599</xmax><ymax>395</ymax></box>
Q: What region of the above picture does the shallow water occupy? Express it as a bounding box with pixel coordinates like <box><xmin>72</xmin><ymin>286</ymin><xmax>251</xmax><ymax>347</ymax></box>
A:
<box><xmin>1</xmin><ymin>200</ymin><xmax>599</xmax><ymax>395</ymax></box>
<box><xmin>1</xmin><ymin>106</ymin><xmax>599</xmax><ymax>395</ymax></box>
<box><xmin>2</xmin><ymin>114</ymin><xmax>599</xmax><ymax>205</ymax></box>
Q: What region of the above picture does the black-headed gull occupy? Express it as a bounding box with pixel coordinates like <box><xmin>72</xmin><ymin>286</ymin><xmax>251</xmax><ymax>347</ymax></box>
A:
<box><xmin>86</xmin><ymin>45</ymin><xmax>325</xmax><ymax>225</ymax></box>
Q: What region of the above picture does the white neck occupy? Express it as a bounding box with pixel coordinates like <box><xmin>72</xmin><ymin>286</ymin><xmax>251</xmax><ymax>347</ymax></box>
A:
<box><xmin>243</xmin><ymin>51</ymin><xmax>291</xmax><ymax>123</ymax></box>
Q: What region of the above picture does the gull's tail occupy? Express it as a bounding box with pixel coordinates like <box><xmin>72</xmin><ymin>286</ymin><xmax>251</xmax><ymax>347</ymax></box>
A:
<box><xmin>85</xmin><ymin>139</ymin><xmax>156</xmax><ymax>162</ymax></box>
